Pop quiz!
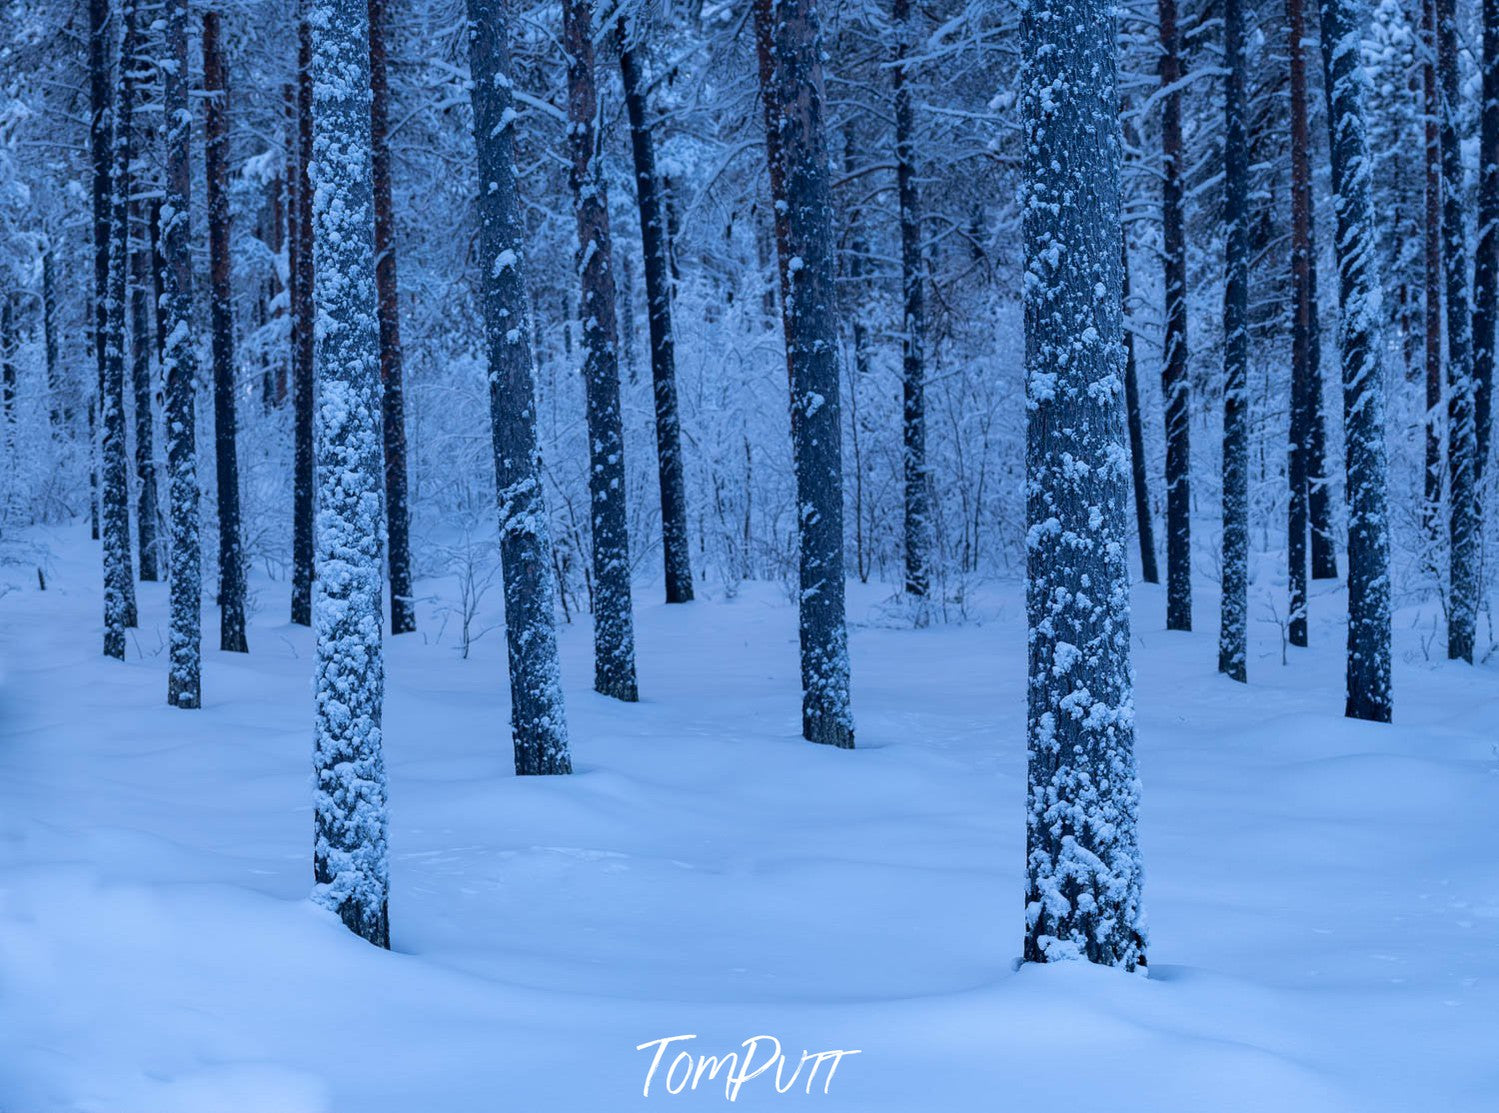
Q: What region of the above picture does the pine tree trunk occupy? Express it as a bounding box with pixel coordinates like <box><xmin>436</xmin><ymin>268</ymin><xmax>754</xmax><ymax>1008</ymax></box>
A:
<box><xmin>88</xmin><ymin>0</ymin><xmax>111</xmax><ymax>548</ymax></box>
<box><xmin>368</xmin><ymin>0</ymin><xmax>416</xmax><ymax>635</ymax></box>
<box><xmin>101</xmin><ymin>0</ymin><xmax>140</xmax><ymax>656</ymax></box>
<box><xmin>1438</xmin><ymin>0</ymin><xmax>1480</xmax><ymax>663</ymax></box>
<box><xmin>564</xmin><ymin>0</ymin><xmax>638</xmax><ymax>702</ymax></box>
<box><xmin>162</xmin><ymin>0</ymin><xmax>201</xmax><ymax>710</ymax></box>
<box><xmin>1219</xmin><ymin>0</ymin><xmax>1249</xmax><ymax>683</ymax></box>
<box><xmin>1318</xmin><ymin>0</ymin><xmax>1393</xmax><ymax>722</ymax></box>
<box><xmin>617</xmin><ymin>21</ymin><xmax>694</xmax><ymax>605</ymax></box>
<box><xmin>893</xmin><ymin>0</ymin><xmax>930</xmax><ymax>599</ymax></box>
<box><xmin>131</xmin><ymin>196</ymin><xmax>160</xmax><ymax>583</ymax></box>
<box><xmin>203</xmin><ymin>11</ymin><xmax>248</xmax><ymax>654</ymax></box>
<box><xmin>1423</xmin><ymin>0</ymin><xmax>1445</xmax><ymax>570</ymax></box>
<box><xmin>291</xmin><ymin>9</ymin><xmax>316</xmax><ymax>629</ymax></box>
<box><xmin>466</xmin><ymin>0</ymin><xmax>573</xmax><ymax>776</ymax></box>
<box><xmin>1121</xmin><ymin>238</ymin><xmax>1160</xmax><ymax>584</ymax></box>
<box><xmin>308</xmin><ymin>0</ymin><xmax>392</xmax><ymax>951</ymax></box>
<box><xmin>1306</xmin><ymin>227</ymin><xmax>1339</xmax><ymax>581</ymax></box>
<box><xmin>41</xmin><ymin>242</ymin><xmax>61</xmax><ymax>431</ymax></box>
<box><xmin>1</xmin><ymin>300</ymin><xmax>14</xmax><ymax>429</ymax></box>
<box><xmin>1475</xmin><ymin>0</ymin><xmax>1499</xmax><ymax>476</ymax></box>
<box><xmin>1288</xmin><ymin>0</ymin><xmax>1314</xmax><ymax>646</ymax></box>
<box><xmin>1021</xmin><ymin>0</ymin><xmax>1144</xmax><ymax>969</ymax></box>
<box><xmin>1158</xmin><ymin>0</ymin><xmax>1192</xmax><ymax>632</ymax></box>
<box><xmin>752</xmin><ymin>0</ymin><xmax>855</xmax><ymax>748</ymax></box>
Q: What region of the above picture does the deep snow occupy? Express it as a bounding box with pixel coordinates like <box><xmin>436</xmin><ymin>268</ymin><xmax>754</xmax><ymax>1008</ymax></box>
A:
<box><xmin>1</xmin><ymin>524</ymin><xmax>1497</xmax><ymax>1111</ymax></box>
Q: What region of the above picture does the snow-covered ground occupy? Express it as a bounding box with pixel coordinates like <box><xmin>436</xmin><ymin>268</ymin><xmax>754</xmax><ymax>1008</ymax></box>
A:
<box><xmin>1</xmin><ymin>524</ymin><xmax>1496</xmax><ymax>1111</ymax></box>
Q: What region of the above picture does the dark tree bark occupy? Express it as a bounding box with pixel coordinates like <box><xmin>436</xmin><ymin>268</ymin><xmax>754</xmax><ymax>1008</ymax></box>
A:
<box><xmin>1476</xmin><ymin>0</ymin><xmax>1499</xmax><ymax>476</ymax></box>
<box><xmin>466</xmin><ymin>0</ymin><xmax>573</xmax><ymax>776</ymax></box>
<box><xmin>1423</xmin><ymin>0</ymin><xmax>1445</xmax><ymax>566</ymax></box>
<box><xmin>1288</xmin><ymin>0</ymin><xmax>1314</xmax><ymax>646</ymax></box>
<box><xmin>1438</xmin><ymin>0</ymin><xmax>1479</xmax><ymax>663</ymax></box>
<box><xmin>131</xmin><ymin>192</ymin><xmax>160</xmax><ymax>582</ymax></box>
<box><xmin>752</xmin><ymin>0</ymin><xmax>854</xmax><ymax>748</ymax></box>
<box><xmin>88</xmin><ymin>0</ymin><xmax>111</xmax><ymax>548</ymax></box>
<box><xmin>1219</xmin><ymin>0</ymin><xmax>1249</xmax><ymax>683</ymax></box>
<box><xmin>564</xmin><ymin>0</ymin><xmax>638</xmax><ymax>702</ymax></box>
<box><xmin>1021</xmin><ymin>0</ymin><xmax>1144</xmax><ymax>970</ymax></box>
<box><xmin>893</xmin><ymin>0</ymin><xmax>930</xmax><ymax>599</ymax></box>
<box><xmin>1121</xmin><ymin>238</ymin><xmax>1159</xmax><ymax>585</ymax></box>
<box><xmin>1158</xmin><ymin>0</ymin><xmax>1192</xmax><ymax>632</ymax></box>
<box><xmin>1</xmin><ymin>299</ymin><xmax>14</xmax><ymax>429</ymax></box>
<box><xmin>1318</xmin><ymin>0</ymin><xmax>1393</xmax><ymax>722</ymax></box>
<box><xmin>1306</xmin><ymin>248</ymin><xmax>1338</xmax><ymax>582</ymax></box>
<box><xmin>203</xmin><ymin>10</ymin><xmax>248</xmax><ymax>654</ymax></box>
<box><xmin>368</xmin><ymin>0</ymin><xmax>416</xmax><ymax>635</ymax></box>
<box><xmin>291</xmin><ymin>9</ymin><xmax>316</xmax><ymax>629</ymax></box>
<box><xmin>308</xmin><ymin>0</ymin><xmax>392</xmax><ymax>951</ymax></box>
<box><xmin>41</xmin><ymin>242</ymin><xmax>61</xmax><ymax>431</ymax></box>
<box><xmin>617</xmin><ymin>17</ymin><xmax>694</xmax><ymax>605</ymax></box>
<box><xmin>101</xmin><ymin>0</ymin><xmax>140</xmax><ymax>656</ymax></box>
<box><xmin>162</xmin><ymin>0</ymin><xmax>201</xmax><ymax>709</ymax></box>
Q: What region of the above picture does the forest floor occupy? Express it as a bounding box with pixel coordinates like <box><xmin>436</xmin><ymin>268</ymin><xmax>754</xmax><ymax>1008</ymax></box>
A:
<box><xmin>1</xmin><ymin>522</ymin><xmax>1497</xmax><ymax>1111</ymax></box>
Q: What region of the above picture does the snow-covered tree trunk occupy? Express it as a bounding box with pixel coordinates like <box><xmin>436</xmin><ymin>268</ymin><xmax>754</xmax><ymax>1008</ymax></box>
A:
<box><xmin>41</xmin><ymin>241</ymin><xmax>60</xmax><ymax>433</ymax></box>
<box><xmin>564</xmin><ymin>0</ymin><xmax>638</xmax><ymax>702</ymax></box>
<box><xmin>308</xmin><ymin>0</ymin><xmax>391</xmax><ymax>949</ymax></box>
<box><xmin>88</xmin><ymin>0</ymin><xmax>111</xmax><ymax>552</ymax></box>
<box><xmin>101</xmin><ymin>0</ymin><xmax>139</xmax><ymax>657</ymax></box>
<box><xmin>1288</xmin><ymin>0</ymin><xmax>1315</xmax><ymax>647</ymax></box>
<box><xmin>291</xmin><ymin>6</ymin><xmax>316</xmax><ymax>630</ymax></box>
<box><xmin>1475</xmin><ymin>0</ymin><xmax>1499</xmax><ymax>477</ymax></box>
<box><xmin>752</xmin><ymin>0</ymin><xmax>855</xmax><ymax>748</ymax></box>
<box><xmin>1317</xmin><ymin>0</ymin><xmax>1393</xmax><ymax>722</ymax></box>
<box><xmin>130</xmin><ymin>191</ymin><xmax>159</xmax><ymax>584</ymax></box>
<box><xmin>894</xmin><ymin>0</ymin><xmax>930</xmax><ymax>600</ymax></box>
<box><xmin>1121</xmin><ymin>237</ymin><xmax>1159</xmax><ymax>585</ymax></box>
<box><xmin>161</xmin><ymin>0</ymin><xmax>201</xmax><ymax>710</ymax></box>
<box><xmin>1437</xmin><ymin>0</ymin><xmax>1479</xmax><ymax>663</ymax></box>
<box><xmin>1422</xmin><ymin>0</ymin><xmax>1444</xmax><ymax>567</ymax></box>
<box><xmin>368</xmin><ymin>0</ymin><xmax>416</xmax><ymax>636</ymax></box>
<box><xmin>466</xmin><ymin>0</ymin><xmax>573</xmax><ymax>777</ymax></box>
<box><xmin>1021</xmin><ymin>0</ymin><xmax>1145</xmax><ymax>969</ymax></box>
<box><xmin>203</xmin><ymin>10</ymin><xmax>248</xmax><ymax>655</ymax></box>
<box><xmin>617</xmin><ymin>19</ymin><xmax>693</xmax><ymax>606</ymax></box>
<box><xmin>1219</xmin><ymin>0</ymin><xmax>1249</xmax><ymax>683</ymax></box>
<box><xmin>1158</xmin><ymin>0</ymin><xmax>1192</xmax><ymax>633</ymax></box>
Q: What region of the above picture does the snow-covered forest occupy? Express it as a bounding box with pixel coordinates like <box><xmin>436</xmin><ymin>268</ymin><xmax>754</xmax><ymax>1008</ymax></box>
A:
<box><xmin>0</xmin><ymin>0</ymin><xmax>1496</xmax><ymax>1108</ymax></box>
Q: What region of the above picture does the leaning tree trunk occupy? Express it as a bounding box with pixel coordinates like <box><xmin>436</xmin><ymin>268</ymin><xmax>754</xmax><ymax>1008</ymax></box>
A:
<box><xmin>162</xmin><ymin>0</ymin><xmax>201</xmax><ymax>709</ymax></box>
<box><xmin>752</xmin><ymin>0</ymin><xmax>855</xmax><ymax>749</ymax></box>
<box><xmin>368</xmin><ymin>0</ymin><xmax>416</xmax><ymax>635</ymax></box>
<box><xmin>1288</xmin><ymin>0</ymin><xmax>1315</xmax><ymax>646</ymax></box>
<box><xmin>466</xmin><ymin>0</ymin><xmax>573</xmax><ymax>776</ymax></box>
<box><xmin>563</xmin><ymin>0</ymin><xmax>638</xmax><ymax>702</ymax></box>
<box><xmin>1423</xmin><ymin>0</ymin><xmax>1445</xmax><ymax>570</ymax></box>
<box><xmin>203</xmin><ymin>11</ymin><xmax>248</xmax><ymax>654</ymax></box>
<box><xmin>291</xmin><ymin>5</ymin><xmax>316</xmax><ymax>628</ymax></box>
<box><xmin>1219</xmin><ymin>0</ymin><xmax>1249</xmax><ymax>683</ymax></box>
<box><xmin>1158</xmin><ymin>0</ymin><xmax>1192</xmax><ymax>632</ymax></box>
<box><xmin>101</xmin><ymin>0</ymin><xmax>140</xmax><ymax>656</ymax></box>
<box><xmin>308</xmin><ymin>0</ymin><xmax>392</xmax><ymax>951</ymax></box>
<box><xmin>617</xmin><ymin>19</ymin><xmax>694</xmax><ymax>605</ymax></box>
<box><xmin>1121</xmin><ymin>238</ymin><xmax>1160</xmax><ymax>585</ymax></box>
<box><xmin>1475</xmin><ymin>0</ymin><xmax>1499</xmax><ymax>477</ymax></box>
<box><xmin>1021</xmin><ymin>0</ymin><xmax>1144</xmax><ymax>970</ymax></box>
<box><xmin>1318</xmin><ymin>0</ymin><xmax>1393</xmax><ymax>722</ymax></box>
<box><xmin>1438</xmin><ymin>0</ymin><xmax>1479</xmax><ymax>663</ymax></box>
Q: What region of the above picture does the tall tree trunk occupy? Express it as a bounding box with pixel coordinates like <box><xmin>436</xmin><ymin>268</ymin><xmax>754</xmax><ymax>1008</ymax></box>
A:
<box><xmin>466</xmin><ymin>0</ymin><xmax>573</xmax><ymax>776</ymax></box>
<box><xmin>88</xmin><ymin>0</ymin><xmax>111</xmax><ymax>548</ymax></box>
<box><xmin>1288</xmin><ymin>0</ymin><xmax>1314</xmax><ymax>645</ymax></box>
<box><xmin>1423</xmin><ymin>0</ymin><xmax>1445</xmax><ymax>571</ymax></box>
<box><xmin>617</xmin><ymin>18</ymin><xmax>694</xmax><ymax>605</ymax></box>
<box><xmin>41</xmin><ymin>241</ymin><xmax>61</xmax><ymax>432</ymax></box>
<box><xmin>1219</xmin><ymin>0</ymin><xmax>1249</xmax><ymax>682</ymax></box>
<box><xmin>1158</xmin><ymin>0</ymin><xmax>1192</xmax><ymax>631</ymax></box>
<box><xmin>1021</xmin><ymin>0</ymin><xmax>1144</xmax><ymax>970</ymax></box>
<box><xmin>368</xmin><ymin>0</ymin><xmax>416</xmax><ymax>635</ymax></box>
<box><xmin>1476</xmin><ymin>0</ymin><xmax>1499</xmax><ymax>476</ymax></box>
<box><xmin>1121</xmin><ymin>238</ymin><xmax>1160</xmax><ymax>584</ymax></box>
<box><xmin>308</xmin><ymin>0</ymin><xmax>392</xmax><ymax>951</ymax></box>
<box><xmin>1318</xmin><ymin>0</ymin><xmax>1393</xmax><ymax>722</ymax></box>
<box><xmin>101</xmin><ymin>0</ymin><xmax>139</xmax><ymax>656</ymax></box>
<box><xmin>752</xmin><ymin>0</ymin><xmax>854</xmax><ymax>748</ymax></box>
<box><xmin>1</xmin><ymin>299</ymin><xmax>14</xmax><ymax>430</ymax></box>
<box><xmin>162</xmin><ymin>0</ymin><xmax>201</xmax><ymax>709</ymax></box>
<box><xmin>291</xmin><ymin>9</ymin><xmax>316</xmax><ymax>628</ymax></box>
<box><xmin>1307</xmin><ymin>226</ymin><xmax>1338</xmax><ymax>580</ymax></box>
<box><xmin>1438</xmin><ymin>0</ymin><xmax>1479</xmax><ymax>663</ymax></box>
<box><xmin>893</xmin><ymin>0</ymin><xmax>930</xmax><ymax>599</ymax></box>
<box><xmin>131</xmin><ymin>194</ymin><xmax>160</xmax><ymax>582</ymax></box>
<box><xmin>564</xmin><ymin>0</ymin><xmax>638</xmax><ymax>702</ymax></box>
<box><xmin>203</xmin><ymin>10</ymin><xmax>248</xmax><ymax>654</ymax></box>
